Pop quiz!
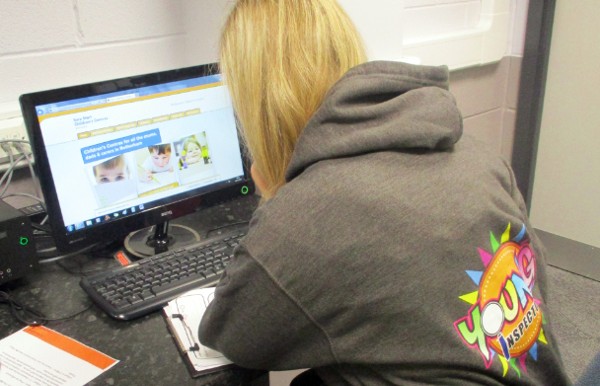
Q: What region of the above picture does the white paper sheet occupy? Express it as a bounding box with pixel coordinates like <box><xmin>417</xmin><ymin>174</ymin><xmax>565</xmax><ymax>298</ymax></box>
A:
<box><xmin>0</xmin><ymin>326</ymin><xmax>118</xmax><ymax>386</ymax></box>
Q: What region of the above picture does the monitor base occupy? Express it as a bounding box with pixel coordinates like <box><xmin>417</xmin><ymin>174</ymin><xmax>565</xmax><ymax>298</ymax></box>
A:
<box><xmin>124</xmin><ymin>223</ymin><xmax>201</xmax><ymax>259</ymax></box>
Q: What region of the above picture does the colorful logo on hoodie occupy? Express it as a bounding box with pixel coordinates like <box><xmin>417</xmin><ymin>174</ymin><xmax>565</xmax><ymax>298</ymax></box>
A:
<box><xmin>454</xmin><ymin>224</ymin><xmax>548</xmax><ymax>377</ymax></box>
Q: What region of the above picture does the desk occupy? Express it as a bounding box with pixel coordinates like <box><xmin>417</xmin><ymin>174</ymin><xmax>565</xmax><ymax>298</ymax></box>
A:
<box><xmin>0</xmin><ymin>194</ymin><xmax>268</xmax><ymax>385</ymax></box>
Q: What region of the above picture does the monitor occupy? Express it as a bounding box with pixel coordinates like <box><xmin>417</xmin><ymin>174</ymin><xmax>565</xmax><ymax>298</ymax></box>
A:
<box><xmin>19</xmin><ymin>63</ymin><xmax>254</xmax><ymax>257</ymax></box>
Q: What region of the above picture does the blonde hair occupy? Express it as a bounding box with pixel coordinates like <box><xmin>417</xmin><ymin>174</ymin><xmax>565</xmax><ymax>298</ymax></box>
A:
<box><xmin>220</xmin><ymin>0</ymin><xmax>366</xmax><ymax>199</ymax></box>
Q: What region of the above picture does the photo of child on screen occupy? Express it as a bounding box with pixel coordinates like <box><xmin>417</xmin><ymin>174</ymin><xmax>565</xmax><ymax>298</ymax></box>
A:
<box><xmin>93</xmin><ymin>154</ymin><xmax>129</xmax><ymax>184</ymax></box>
<box><xmin>140</xmin><ymin>143</ymin><xmax>175</xmax><ymax>183</ymax></box>
<box><xmin>179</xmin><ymin>136</ymin><xmax>203</xmax><ymax>168</ymax></box>
<box><xmin>174</xmin><ymin>132</ymin><xmax>217</xmax><ymax>186</ymax></box>
<box><xmin>91</xmin><ymin>154</ymin><xmax>136</xmax><ymax>207</ymax></box>
<box><xmin>178</xmin><ymin>134</ymin><xmax>211</xmax><ymax>170</ymax></box>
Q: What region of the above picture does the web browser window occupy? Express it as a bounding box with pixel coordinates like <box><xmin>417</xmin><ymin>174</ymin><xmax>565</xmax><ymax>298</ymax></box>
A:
<box><xmin>35</xmin><ymin>75</ymin><xmax>245</xmax><ymax>232</ymax></box>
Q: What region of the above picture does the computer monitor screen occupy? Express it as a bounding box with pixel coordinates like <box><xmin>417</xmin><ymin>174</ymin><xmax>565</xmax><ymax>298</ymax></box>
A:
<box><xmin>20</xmin><ymin>63</ymin><xmax>253</xmax><ymax>256</ymax></box>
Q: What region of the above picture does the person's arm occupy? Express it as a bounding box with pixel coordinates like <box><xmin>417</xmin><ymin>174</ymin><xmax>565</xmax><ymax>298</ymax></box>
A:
<box><xmin>199</xmin><ymin>244</ymin><xmax>337</xmax><ymax>370</ymax></box>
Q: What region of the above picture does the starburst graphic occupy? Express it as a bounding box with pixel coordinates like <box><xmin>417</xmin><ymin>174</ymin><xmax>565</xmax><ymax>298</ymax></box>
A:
<box><xmin>454</xmin><ymin>223</ymin><xmax>549</xmax><ymax>377</ymax></box>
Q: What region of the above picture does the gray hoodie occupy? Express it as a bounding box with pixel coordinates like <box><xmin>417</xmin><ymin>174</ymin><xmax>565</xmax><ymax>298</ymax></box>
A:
<box><xmin>199</xmin><ymin>61</ymin><xmax>570</xmax><ymax>385</ymax></box>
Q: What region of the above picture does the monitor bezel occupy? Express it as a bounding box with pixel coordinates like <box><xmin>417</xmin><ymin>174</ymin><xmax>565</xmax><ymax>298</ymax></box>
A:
<box><xmin>19</xmin><ymin>63</ymin><xmax>254</xmax><ymax>254</ymax></box>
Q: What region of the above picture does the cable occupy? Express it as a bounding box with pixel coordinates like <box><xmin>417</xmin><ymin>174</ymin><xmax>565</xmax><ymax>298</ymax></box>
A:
<box><xmin>0</xmin><ymin>291</ymin><xmax>46</xmax><ymax>326</ymax></box>
<box><xmin>0</xmin><ymin>144</ymin><xmax>22</xmax><ymax>197</ymax></box>
<box><xmin>2</xmin><ymin>192</ymin><xmax>45</xmax><ymax>206</ymax></box>
<box><xmin>0</xmin><ymin>139</ymin><xmax>30</xmax><ymax>146</ymax></box>
<box><xmin>56</xmin><ymin>258</ymin><xmax>113</xmax><ymax>277</ymax></box>
<box><xmin>0</xmin><ymin>139</ymin><xmax>45</xmax><ymax>208</ymax></box>
<box><xmin>38</xmin><ymin>242</ymin><xmax>101</xmax><ymax>264</ymax></box>
<box><xmin>0</xmin><ymin>290</ymin><xmax>94</xmax><ymax>326</ymax></box>
<box><xmin>39</xmin><ymin>214</ymin><xmax>49</xmax><ymax>225</ymax></box>
<box><xmin>31</xmin><ymin>222</ymin><xmax>52</xmax><ymax>233</ymax></box>
<box><xmin>13</xmin><ymin>141</ymin><xmax>43</xmax><ymax>201</ymax></box>
<box><xmin>41</xmin><ymin>302</ymin><xmax>95</xmax><ymax>323</ymax></box>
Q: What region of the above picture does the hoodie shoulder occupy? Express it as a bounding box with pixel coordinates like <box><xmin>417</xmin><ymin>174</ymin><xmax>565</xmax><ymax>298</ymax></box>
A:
<box><xmin>286</xmin><ymin>61</ymin><xmax>463</xmax><ymax>181</ymax></box>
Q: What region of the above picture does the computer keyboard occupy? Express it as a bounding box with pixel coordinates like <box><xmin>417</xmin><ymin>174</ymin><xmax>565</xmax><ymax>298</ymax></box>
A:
<box><xmin>80</xmin><ymin>227</ymin><xmax>247</xmax><ymax>320</ymax></box>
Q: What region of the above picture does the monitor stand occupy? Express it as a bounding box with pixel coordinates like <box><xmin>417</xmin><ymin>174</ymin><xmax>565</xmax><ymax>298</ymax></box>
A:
<box><xmin>123</xmin><ymin>221</ymin><xmax>201</xmax><ymax>259</ymax></box>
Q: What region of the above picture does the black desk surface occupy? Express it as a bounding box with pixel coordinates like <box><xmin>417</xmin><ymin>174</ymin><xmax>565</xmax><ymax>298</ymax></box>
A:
<box><xmin>0</xmin><ymin>194</ymin><xmax>268</xmax><ymax>385</ymax></box>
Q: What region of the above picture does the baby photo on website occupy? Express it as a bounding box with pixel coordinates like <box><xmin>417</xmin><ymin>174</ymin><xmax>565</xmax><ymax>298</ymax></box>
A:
<box><xmin>174</xmin><ymin>132</ymin><xmax>217</xmax><ymax>185</ymax></box>
<box><xmin>135</xmin><ymin>143</ymin><xmax>179</xmax><ymax>196</ymax></box>
<box><xmin>90</xmin><ymin>154</ymin><xmax>138</xmax><ymax>208</ymax></box>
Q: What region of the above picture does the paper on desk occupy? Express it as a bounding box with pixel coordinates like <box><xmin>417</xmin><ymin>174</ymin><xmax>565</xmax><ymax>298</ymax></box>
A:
<box><xmin>163</xmin><ymin>287</ymin><xmax>233</xmax><ymax>377</ymax></box>
<box><xmin>0</xmin><ymin>325</ymin><xmax>118</xmax><ymax>386</ymax></box>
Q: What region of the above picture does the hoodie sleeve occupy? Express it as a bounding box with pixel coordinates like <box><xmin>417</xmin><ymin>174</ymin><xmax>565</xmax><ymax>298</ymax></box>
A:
<box><xmin>198</xmin><ymin>244</ymin><xmax>337</xmax><ymax>370</ymax></box>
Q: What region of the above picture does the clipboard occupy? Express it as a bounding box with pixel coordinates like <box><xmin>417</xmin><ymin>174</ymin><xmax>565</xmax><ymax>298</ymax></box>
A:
<box><xmin>163</xmin><ymin>287</ymin><xmax>233</xmax><ymax>377</ymax></box>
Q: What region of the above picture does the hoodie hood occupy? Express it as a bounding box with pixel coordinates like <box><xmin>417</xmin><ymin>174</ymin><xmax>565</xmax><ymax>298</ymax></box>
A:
<box><xmin>286</xmin><ymin>60</ymin><xmax>463</xmax><ymax>181</ymax></box>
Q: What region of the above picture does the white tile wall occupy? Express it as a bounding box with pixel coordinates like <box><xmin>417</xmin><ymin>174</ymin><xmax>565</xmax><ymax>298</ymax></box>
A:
<box><xmin>76</xmin><ymin>0</ymin><xmax>186</xmax><ymax>44</ymax></box>
<box><xmin>0</xmin><ymin>0</ymin><xmax>525</xmax><ymax>162</ymax></box>
<box><xmin>449</xmin><ymin>56</ymin><xmax>522</xmax><ymax>161</ymax></box>
<box><xmin>0</xmin><ymin>0</ymin><xmax>226</xmax><ymax>106</ymax></box>
<box><xmin>463</xmin><ymin>109</ymin><xmax>504</xmax><ymax>155</ymax></box>
<box><xmin>0</xmin><ymin>0</ymin><xmax>527</xmax><ymax>106</ymax></box>
<box><xmin>403</xmin><ymin>1</ymin><xmax>482</xmax><ymax>40</ymax></box>
<box><xmin>0</xmin><ymin>1</ymin><xmax>76</xmax><ymax>53</ymax></box>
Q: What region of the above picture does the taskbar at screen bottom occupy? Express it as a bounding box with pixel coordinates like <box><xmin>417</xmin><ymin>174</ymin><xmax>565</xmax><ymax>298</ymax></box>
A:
<box><xmin>65</xmin><ymin>203</ymin><xmax>147</xmax><ymax>234</ymax></box>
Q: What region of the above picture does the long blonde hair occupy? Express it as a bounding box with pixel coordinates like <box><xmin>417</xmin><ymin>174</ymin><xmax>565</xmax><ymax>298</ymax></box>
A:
<box><xmin>220</xmin><ymin>0</ymin><xmax>366</xmax><ymax>199</ymax></box>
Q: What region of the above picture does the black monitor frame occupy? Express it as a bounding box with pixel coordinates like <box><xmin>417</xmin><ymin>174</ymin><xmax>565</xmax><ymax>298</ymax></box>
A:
<box><xmin>20</xmin><ymin>63</ymin><xmax>254</xmax><ymax>254</ymax></box>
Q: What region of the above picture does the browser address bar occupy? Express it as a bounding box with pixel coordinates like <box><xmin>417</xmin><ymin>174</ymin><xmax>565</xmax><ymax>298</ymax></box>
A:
<box><xmin>105</xmin><ymin>93</ymin><xmax>137</xmax><ymax>103</ymax></box>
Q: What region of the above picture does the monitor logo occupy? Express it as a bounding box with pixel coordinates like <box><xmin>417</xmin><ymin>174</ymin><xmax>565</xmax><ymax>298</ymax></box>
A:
<box><xmin>161</xmin><ymin>210</ymin><xmax>173</xmax><ymax>217</ymax></box>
